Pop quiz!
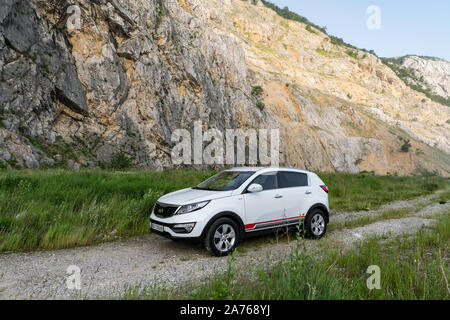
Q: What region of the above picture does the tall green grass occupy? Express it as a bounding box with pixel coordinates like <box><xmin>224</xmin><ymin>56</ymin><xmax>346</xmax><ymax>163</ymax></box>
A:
<box><xmin>320</xmin><ymin>172</ymin><xmax>445</xmax><ymax>211</ymax></box>
<box><xmin>0</xmin><ymin>170</ymin><xmax>213</xmax><ymax>252</ymax></box>
<box><xmin>326</xmin><ymin>212</ymin><xmax>450</xmax><ymax>299</ymax></box>
<box><xmin>0</xmin><ymin>169</ymin><xmax>447</xmax><ymax>252</ymax></box>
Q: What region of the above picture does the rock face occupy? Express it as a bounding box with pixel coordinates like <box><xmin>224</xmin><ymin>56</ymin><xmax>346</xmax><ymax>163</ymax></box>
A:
<box><xmin>401</xmin><ymin>56</ymin><xmax>450</xmax><ymax>99</ymax></box>
<box><xmin>382</xmin><ymin>55</ymin><xmax>450</xmax><ymax>108</ymax></box>
<box><xmin>0</xmin><ymin>0</ymin><xmax>449</xmax><ymax>176</ymax></box>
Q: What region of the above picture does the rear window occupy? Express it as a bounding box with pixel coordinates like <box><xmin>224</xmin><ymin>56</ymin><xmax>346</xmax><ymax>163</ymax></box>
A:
<box><xmin>277</xmin><ymin>172</ymin><xmax>308</xmax><ymax>188</ymax></box>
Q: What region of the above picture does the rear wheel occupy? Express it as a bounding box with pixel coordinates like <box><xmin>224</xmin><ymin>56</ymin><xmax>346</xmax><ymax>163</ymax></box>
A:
<box><xmin>204</xmin><ymin>217</ymin><xmax>240</xmax><ymax>256</ymax></box>
<box><xmin>303</xmin><ymin>210</ymin><xmax>327</xmax><ymax>239</ymax></box>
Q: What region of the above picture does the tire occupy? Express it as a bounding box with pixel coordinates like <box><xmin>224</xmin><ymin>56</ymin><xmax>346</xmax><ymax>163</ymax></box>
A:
<box><xmin>204</xmin><ymin>217</ymin><xmax>240</xmax><ymax>256</ymax></box>
<box><xmin>303</xmin><ymin>210</ymin><xmax>327</xmax><ymax>239</ymax></box>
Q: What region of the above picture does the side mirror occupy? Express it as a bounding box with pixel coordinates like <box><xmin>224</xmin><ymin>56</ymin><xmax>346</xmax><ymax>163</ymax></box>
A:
<box><xmin>247</xmin><ymin>183</ymin><xmax>263</xmax><ymax>193</ymax></box>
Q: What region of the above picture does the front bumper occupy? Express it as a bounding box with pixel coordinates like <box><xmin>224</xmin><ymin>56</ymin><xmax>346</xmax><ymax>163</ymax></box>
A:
<box><xmin>150</xmin><ymin>219</ymin><xmax>203</xmax><ymax>242</ymax></box>
<box><xmin>150</xmin><ymin>207</ymin><xmax>210</xmax><ymax>239</ymax></box>
<box><xmin>150</xmin><ymin>219</ymin><xmax>196</xmax><ymax>234</ymax></box>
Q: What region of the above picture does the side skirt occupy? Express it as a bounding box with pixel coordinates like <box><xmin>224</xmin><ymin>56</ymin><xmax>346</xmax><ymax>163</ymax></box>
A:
<box><xmin>244</xmin><ymin>217</ymin><xmax>305</xmax><ymax>237</ymax></box>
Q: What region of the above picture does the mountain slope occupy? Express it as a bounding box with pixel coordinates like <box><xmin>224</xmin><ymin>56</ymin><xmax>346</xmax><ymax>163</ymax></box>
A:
<box><xmin>382</xmin><ymin>55</ymin><xmax>450</xmax><ymax>106</ymax></box>
<box><xmin>0</xmin><ymin>0</ymin><xmax>449</xmax><ymax>175</ymax></box>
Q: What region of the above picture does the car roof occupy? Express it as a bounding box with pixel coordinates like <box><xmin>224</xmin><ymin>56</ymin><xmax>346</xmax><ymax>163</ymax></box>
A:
<box><xmin>225</xmin><ymin>167</ymin><xmax>311</xmax><ymax>174</ymax></box>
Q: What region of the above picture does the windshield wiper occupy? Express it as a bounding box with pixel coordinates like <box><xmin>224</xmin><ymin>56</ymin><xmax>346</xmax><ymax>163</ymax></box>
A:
<box><xmin>192</xmin><ymin>186</ymin><xmax>221</xmax><ymax>191</ymax></box>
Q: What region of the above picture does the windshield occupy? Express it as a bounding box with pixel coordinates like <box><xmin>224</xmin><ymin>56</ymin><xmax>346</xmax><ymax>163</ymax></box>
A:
<box><xmin>194</xmin><ymin>171</ymin><xmax>255</xmax><ymax>191</ymax></box>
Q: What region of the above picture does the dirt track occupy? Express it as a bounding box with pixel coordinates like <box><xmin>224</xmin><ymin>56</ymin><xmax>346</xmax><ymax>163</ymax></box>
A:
<box><xmin>0</xmin><ymin>190</ymin><xmax>448</xmax><ymax>299</ymax></box>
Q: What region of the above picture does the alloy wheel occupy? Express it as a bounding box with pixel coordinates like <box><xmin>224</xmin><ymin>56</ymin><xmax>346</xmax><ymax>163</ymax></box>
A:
<box><xmin>311</xmin><ymin>213</ymin><xmax>325</xmax><ymax>236</ymax></box>
<box><xmin>213</xmin><ymin>224</ymin><xmax>236</xmax><ymax>252</ymax></box>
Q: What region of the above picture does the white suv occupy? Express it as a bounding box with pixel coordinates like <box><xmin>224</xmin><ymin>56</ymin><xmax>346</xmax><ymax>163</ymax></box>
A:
<box><xmin>150</xmin><ymin>167</ymin><xmax>329</xmax><ymax>256</ymax></box>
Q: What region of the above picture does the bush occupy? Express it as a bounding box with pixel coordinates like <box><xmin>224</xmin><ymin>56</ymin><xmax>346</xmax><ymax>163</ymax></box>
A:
<box><xmin>251</xmin><ymin>86</ymin><xmax>264</xmax><ymax>98</ymax></box>
<box><xmin>110</xmin><ymin>152</ymin><xmax>132</xmax><ymax>170</ymax></box>
<box><xmin>306</xmin><ymin>25</ymin><xmax>317</xmax><ymax>34</ymax></box>
<box><xmin>251</xmin><ymin>86</ymin><xmax>265</xmax><ymax>111</ymax></box>
<box><xmin>401</xmin><ymin>139</ymin><xmax>412</xmax><ymax>152</ymax></box>
<box><xmin>256</xmin><ymin>101</ymin><xmax>265</xmax><ymax>111</ymax></box>
<box><xmin>346</xmin><ymin>49</ymin><xmax>358</xmax><ymax>59</ymax></box>
<box><xmin>260</xmin><ymin>1</ymin><xmax>327</xmax><ymax>34</ymax></box>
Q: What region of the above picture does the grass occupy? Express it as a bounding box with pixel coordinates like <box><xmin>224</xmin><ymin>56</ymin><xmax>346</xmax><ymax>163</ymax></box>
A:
<box><xmin>328</xmin><ymin>207</ymin><xmax>412</xmax><ymax>232</ymax></box>
<box><xmin>315</xmin><ymin>48</ymin><xmax>334</xmax><ymax>58</ymax></box>
<box><xmin>319</xmin><ymin>172</ymin><xmax>446</xmax><ymax>211</ymax></box>
<box><xmin>328</xmin><ymin>213</ymin><xmax>450</xmax><ymax>299</ymax></box>
<box><xmin>123</xmin><ymin>213</ymin><xmax>450</xmax><ymax>300</ymax></box>
<box><xmin>437</xmin><ymin>189</ymin><xmax>450</xmax><ymax>204</ymax></box>
<box><xmin>0</xmin><ymin>169</ymin><xmax>447</xmax><ymax>253</ymax></box>
<box><xmin>0</xmin><ymin>170</ymin><xmax>213</xmax><ymax>252</ymax></box>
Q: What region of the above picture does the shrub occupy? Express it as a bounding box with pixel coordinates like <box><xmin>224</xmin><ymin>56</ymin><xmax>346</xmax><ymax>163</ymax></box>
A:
<box><xmin>251</xmin><ymin>86</ymin><xmax>265</xmax><ymax>111</ymax></box>
<box><xmin>260</xmin><ymin>1</ymin><xmax>327</xmax><ymax>34</ymax></box>
<box><xmin>401</xmin><ymin>139</ymin><xmax>412</xmax><ymax>152</ymax></box>
<box><xmin>306</xmin><ymin>25</ymin><xmax>317</xmax><ymax>34</ymax></box>
<box><xmin>110</xmin><ymin>152</ymin><xmax>132</xmax><ymax>170</ymax></box>
<box><xmin>251</xmin><ymin>85</ymin><xmax>264</xmax><ymax>98</ymax></box>
<box><xmin>256</xmin><ymin>101</ymin><xmax>265</xmax><ymax>111</ymax></box>
<box><xmin>346</xmin><ymin>49</ymin><xmax>358</xmax><ymax>59</ymax></box>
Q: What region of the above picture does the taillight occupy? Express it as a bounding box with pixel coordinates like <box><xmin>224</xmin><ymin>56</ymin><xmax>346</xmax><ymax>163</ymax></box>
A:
<box><xmin>320</xmin><ymin>185</ymin><xmax>328</xmax><ymax>193</ymax></box>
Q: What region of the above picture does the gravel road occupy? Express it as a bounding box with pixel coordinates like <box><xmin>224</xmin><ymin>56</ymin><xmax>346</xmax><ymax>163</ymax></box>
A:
<box><xmin>0</xmin><ymin>190</ymin><xmax>448</xmax><ymax>299</ymax></box>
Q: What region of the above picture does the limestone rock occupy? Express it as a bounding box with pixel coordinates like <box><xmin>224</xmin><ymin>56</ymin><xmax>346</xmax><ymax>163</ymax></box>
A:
<box><xmin>401</xmin><ymin>56</ymin><xmax>450</xmax><ymax>99</ymax></box>
<box><xmin>0</xmin><ymin>0</ymin><xmax>448</xmax><ymax>176</ymax></box>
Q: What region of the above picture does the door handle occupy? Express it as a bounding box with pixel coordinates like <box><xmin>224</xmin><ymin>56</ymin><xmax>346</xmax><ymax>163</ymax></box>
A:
<box><xmin>305</xmin><ymin>191</ymin><xmax>312</xmax><ymax>195</ymax></box>
<box><xmin>275</xmin><ymin>194</ymin><xmax>283</xmax><ymax>199</ymax></box>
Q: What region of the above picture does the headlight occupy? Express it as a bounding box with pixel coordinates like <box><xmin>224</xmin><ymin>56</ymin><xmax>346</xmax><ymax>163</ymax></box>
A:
<box><xmin>176</xmin><ymin>201</ymin><xmax>210</xmax><ymax>215</ymax></box>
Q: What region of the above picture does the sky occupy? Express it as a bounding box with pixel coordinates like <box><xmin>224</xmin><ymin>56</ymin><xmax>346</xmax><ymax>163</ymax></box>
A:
<box><xmin>270</xmin><ymin>0</ymin><xmax>450</xmax><ymax>60</ymax></box>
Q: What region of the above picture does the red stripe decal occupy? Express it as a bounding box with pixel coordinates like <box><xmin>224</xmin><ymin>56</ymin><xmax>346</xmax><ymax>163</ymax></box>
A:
<box><xmin>244</xmin><ymin>216</ymin><xmax>305</xmax><ymax>230</ymax></box>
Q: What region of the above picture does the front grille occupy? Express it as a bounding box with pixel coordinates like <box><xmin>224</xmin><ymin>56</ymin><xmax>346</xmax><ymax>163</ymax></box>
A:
<box><xmin>154</xmin><ymin>202</ymin><xmax>179</xmax><ymax>218</ymax></box>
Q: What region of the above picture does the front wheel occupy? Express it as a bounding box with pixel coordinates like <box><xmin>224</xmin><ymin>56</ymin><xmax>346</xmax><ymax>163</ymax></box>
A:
<box><xmin>303</xmin><ymin>210</ymin><xmax>327</xmax><ymax>239</ymax></box>
<box><xmin>204</xmin><ymin>217</ymin><xmax>240</xmax><ymax>256</ymax></box>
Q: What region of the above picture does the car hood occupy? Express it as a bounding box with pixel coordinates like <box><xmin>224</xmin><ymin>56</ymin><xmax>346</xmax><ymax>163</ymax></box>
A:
<box><xmin>157</xmin><ymin>188</ymin><xmax>233</xmax><ymax>205</ymax></box>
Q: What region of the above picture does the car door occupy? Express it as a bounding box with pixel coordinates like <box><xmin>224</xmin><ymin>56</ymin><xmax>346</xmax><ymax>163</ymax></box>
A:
<box><xmin>277</xmin><ymin>171</ymin><xmax>311</xmax><ymax>221</ymax></box>
<box><xmin>242</xmin><ymin>172</ymin><xmax>285</xmax><ymax>231</ymax></box>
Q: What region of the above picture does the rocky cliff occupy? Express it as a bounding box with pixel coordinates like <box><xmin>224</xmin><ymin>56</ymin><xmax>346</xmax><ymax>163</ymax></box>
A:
<box><xmin>383</xmin><ymin>55</ymin><xmax>450</xmax><ymax>106</ymax></box>
<box><xmin>0</xmin><ymin>0</ymin><xmax>449</xmax><ymax>175</ymax></box>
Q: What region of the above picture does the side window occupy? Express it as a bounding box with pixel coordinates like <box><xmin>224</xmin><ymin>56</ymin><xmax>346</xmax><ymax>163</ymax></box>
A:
<box><xmin>277</xmin><ymin>172</ymin><xmax>308</xmax><ymax>188</ymax></box>
<box><xmin>250</xmin><ymin>173</ymin><xmax>278</xmax><ymax>191</ymax></box>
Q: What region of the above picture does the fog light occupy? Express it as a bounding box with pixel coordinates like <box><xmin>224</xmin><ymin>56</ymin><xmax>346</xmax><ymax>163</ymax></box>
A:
<box><xmin>173</xmin><ymin>223</ymin><xmax>196</xmax><ymax>233</ymax></box>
